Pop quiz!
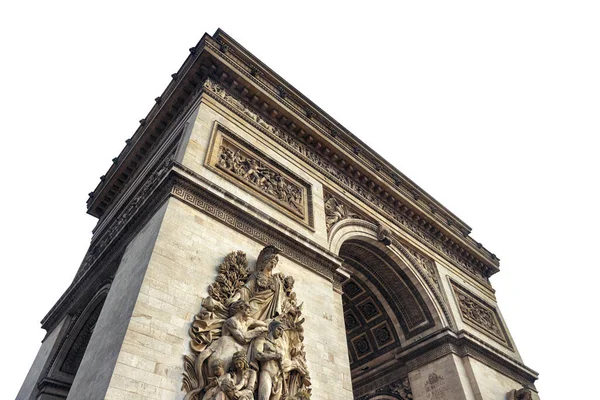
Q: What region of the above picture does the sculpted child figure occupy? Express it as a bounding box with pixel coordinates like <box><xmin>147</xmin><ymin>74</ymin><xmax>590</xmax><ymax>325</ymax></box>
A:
<box><xmin>229</xmin><ymin>351</ymin><xmax>257</xmax><ymax>400</ymax></box>
<box><xmin>202</xmin><ymin>360</ymin><xmax>234</xmax><ymax>400</ymax></box>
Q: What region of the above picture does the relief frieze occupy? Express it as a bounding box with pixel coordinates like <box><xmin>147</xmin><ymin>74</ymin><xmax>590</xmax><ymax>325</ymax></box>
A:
<box><xmin>206</xmin><ymin>123</ymin><xmax>312</xmax><ymax>227</ymax></box>
<box><xmin>76</xmin><ymin>145</ymin><xmax>177</xmax><ymax>280</ymax></box>
<box><xmin>451</xmin><ymin>281</ymin><xmax>510</xmax><ymax>346</ymax></box>
<box><xmin>203</xmin><ymin>78</ymin><xmax>490</xmax><ymax>287</ymax></box>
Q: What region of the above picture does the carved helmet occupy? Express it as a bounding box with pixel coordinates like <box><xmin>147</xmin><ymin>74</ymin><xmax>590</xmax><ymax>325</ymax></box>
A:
<box><xmin>256</xmin><ymin>245</ymin><xmax>280</xmax><ymax>271</ymax></box>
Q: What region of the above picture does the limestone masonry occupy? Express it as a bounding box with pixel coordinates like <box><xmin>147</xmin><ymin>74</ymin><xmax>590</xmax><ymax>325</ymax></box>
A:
<box><xmin>18</xmin><ymin>29</ymin><xmax>539</xmax><ymax>400</ymax></box>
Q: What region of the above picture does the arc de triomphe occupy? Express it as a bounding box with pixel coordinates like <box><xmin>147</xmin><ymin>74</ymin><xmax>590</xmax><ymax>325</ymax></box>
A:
<box><xmin>18</xmin><ymin>30</ymin><xmax>539</xmax><ymax>400</ymax></box>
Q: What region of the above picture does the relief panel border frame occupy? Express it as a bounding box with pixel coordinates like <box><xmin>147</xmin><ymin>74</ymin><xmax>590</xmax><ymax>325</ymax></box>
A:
<box><xmin>449</xmin><ymin>278</ymin><xmax>513</xmax><ymax>350</ymax></box>
<box><xmin>205</xmin><ymin>120</ymin><xmax>314</xmax><ymax>229</ymax></box>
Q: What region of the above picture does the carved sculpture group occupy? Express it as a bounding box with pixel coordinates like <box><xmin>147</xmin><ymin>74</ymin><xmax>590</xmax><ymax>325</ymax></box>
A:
<box><xmin>183</xmin><ymin>246</ymin><xmax>311</xmax><ymax>400</ymax></box>
<box><xmin>217</xmin><ymin>143</ymin><xmax>304</xmax><ymax>218</ymax></box>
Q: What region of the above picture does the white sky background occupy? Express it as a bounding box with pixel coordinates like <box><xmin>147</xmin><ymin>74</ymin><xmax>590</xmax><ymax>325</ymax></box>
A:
<box><xmin>1</xmin><ymin>1</ymin><xmax>598</xmax><ymax>398</ymax></box>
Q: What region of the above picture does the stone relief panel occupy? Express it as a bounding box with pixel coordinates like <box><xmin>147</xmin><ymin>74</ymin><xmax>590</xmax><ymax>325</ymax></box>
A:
<box><xmin>408</xmin><ymin>250</ymin><xmax>440</xmax><ymax>291</ymax></box>
<box><xmin>203</xmin><ymin>78</ymin><xmax>493</xmax><ymax>287</ymax></box>
<box><xmin>451</xmin><ymin>280</ymin><xmax>511</xmax><ymax>347</ymax></box>
<box><xmin>323</xmin><ymin>191</ymin><xmax>364</xmax><ymax>232</ymax></box>
<box><xmin>206</xmin><ymin>122</ymin><xmax>313</xmax><ymax>227</ymax></box>
<box><xmin>183</xmin><ymin>246</ymin><xmax>311</xmax><ymax>400</ymax></box>
<box><xmin>423</xmin><ymin>373</ymin><xmax>446</xmax><ymax>400</ymax></box>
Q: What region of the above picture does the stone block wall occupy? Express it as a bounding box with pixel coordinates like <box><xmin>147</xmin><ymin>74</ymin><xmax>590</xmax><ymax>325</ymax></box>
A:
<box><xmin>101</xmin><ymin>197</ymin><xmax>352</xmax><ymax>400</ymax></box>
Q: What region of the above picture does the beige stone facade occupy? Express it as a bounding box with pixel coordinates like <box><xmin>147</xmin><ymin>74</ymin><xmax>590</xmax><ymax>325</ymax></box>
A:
<box><xmin>18</xmin><ymin>30</ymin><xmax>539</xmax><ymax>400</ymax></box>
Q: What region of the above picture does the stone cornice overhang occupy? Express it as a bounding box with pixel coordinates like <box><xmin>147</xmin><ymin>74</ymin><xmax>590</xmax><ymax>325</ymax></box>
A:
<box><xmin>87</xmin><ymin>29</ymin><xmax>499</xmax><ymax>277</ymax></box>
<box><xmin>354</xmin><ymin>328</ymin><xmax>539</xmax><ymax>393</ymax></box>
<box><xmin>45</xmin><ymin>167</ymin><xmax>342</xmax><ymax>332</ymax></box>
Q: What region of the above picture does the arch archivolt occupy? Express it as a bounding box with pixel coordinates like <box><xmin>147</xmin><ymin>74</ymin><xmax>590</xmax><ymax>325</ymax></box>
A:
<box><xmin>329</xmin><ymin>218</ymin><xmax>455</xmax><ymax>334</ymax></box>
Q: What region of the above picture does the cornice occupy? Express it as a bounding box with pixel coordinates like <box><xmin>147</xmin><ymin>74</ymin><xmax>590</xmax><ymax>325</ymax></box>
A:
<box><xmin>209</xmin><ymin>31</ymin><xmax>499</xmax><ymax>268</ymax></box>
<box><xmin>170</xmin><ymin>164</ymin><xmax>342</xmax><ymax>279</ymax></box>
<box><xmin>393</xmin><ymin>329</ymin><xmax>538</xmax><ymax>389</ymax></box>
<box><xmin>349</xmin><ymin>328</ymin><xmax>538</xmax><ymax>392</ymax></box>
<box><xmin>87</xmin><ymin>29</ymin><xmax>499</xmax><ymax>277</ymax></box>
<box><xmin>204</xmin><ymin>81</ymin><xmax>497</xmax><ymax>282</ymax></box>
<box><xmin>46</xmin><ymin>164</ymin><xmax>343</xmax><ymax>331</ymax></box>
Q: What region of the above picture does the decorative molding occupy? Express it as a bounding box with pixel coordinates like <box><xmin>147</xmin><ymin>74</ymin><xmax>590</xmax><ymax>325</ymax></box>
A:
<box><xmin>393</xmin><ymin>330</ymin><xmax>537</xmax><ymax>389</ymax></box>
<box><xmin>376</xmin><ymin>222</ymin><xmax>393</xmax><ymax>246</ymax></box>
<box><xmin>206</xmin><ymin>122</ymin><xmax>313</xmax><ymax>227</ymax></box>
<box><xmin>42</xmin><ymin>160</ymin><xmax>175</xmax><ymax>331</ymax></box>
<box><xmin>60</xmin><ymin>301</ymin><xmax>103</xmax><ymax>375</ymax></box>
<box><xmin>207</xmin><ymin>32</ymin><xmax>482</xmax><ymax>245</ymax></box>
<box><xmin>203</xmin><ymin>77</ymin><xmax>497</xmax><ymax>282</ymax></box>
<box><xmin>342</xmin><ymin>241</ymin><xmax>434</xmax><ymax>337</ymax></box>
<box><xmin>87</xmin><ymin>34</ymin><xmax>210</xmax><ymax>217</ymax></box>
<box><xmin>170</xmin><ymin>175</ymin><xmax>338</xmax><ymax>281</ymax></box>
<box><xmin>332</xmin><ymin>218</ymin><xmax>455</xmax><ymax>331</ymax></box>
<box><xmin>450</xmin><ymin>280</ymin><xmax>511</xmax><ymax>348</ymax></box>
<box><xmin>76</xmin><ymin>143</ymin><xmax>178</xmax><ymax>281</ymax></box>
<box><xmin>36</xmin><ymin>282</ymin><xmax>112</xmax><ymax>399</ymax></box>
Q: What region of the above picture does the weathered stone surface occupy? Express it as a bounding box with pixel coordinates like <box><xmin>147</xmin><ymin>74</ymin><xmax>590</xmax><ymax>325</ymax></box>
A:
<box><xmin>20</xmin><ymin>30</ymin><xmax>539</xmax><ymax>400</ymax></box>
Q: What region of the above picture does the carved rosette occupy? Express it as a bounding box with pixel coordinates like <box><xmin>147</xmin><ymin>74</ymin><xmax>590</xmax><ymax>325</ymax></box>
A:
<box><xmin>183</xmin><ymin>246</ymin><xmax>311</xmax><ymax>400</ymax></box>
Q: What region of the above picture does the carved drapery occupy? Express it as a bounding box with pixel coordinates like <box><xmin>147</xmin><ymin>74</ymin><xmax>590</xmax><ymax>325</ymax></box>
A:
<box><xmin>183</xmin><ymin>246</ymin><xmax>311</xmax><ymax>400</ymax></box>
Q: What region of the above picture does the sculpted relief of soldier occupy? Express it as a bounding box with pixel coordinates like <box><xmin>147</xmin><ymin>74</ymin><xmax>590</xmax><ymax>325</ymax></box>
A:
<box><xmin>217</xmin><ymin>144</ymin><xmax>305</xmax><ymax>218</ymax></box>
<box><xmin>183</xmin><ymin>246</ymin><xmax>311</xmax><ymax>400</ymax></box>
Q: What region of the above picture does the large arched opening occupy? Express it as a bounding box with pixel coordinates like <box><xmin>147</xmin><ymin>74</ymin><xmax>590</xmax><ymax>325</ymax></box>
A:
<box><xmin>330</xmin><ymin>220</ymin><xmax>451</xmax><ymax>399</ymax></box>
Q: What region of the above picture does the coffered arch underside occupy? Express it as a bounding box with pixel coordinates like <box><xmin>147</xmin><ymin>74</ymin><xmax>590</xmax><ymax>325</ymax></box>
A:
<box><xmin>330</xmin><ymin>219</ymin><xmax>454</xmax><ymax>332</ymax></box>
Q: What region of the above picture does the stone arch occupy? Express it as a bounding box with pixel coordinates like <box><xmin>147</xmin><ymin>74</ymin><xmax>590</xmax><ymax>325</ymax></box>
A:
<box><xmin>36</xmin><ymin>282</ymin><xmax>111</xmax><ymax>399</ymax></box>
<box><xmin>329</xmin><ymin>219</ymin><xmax>453</xmax><ymax>332</ymax></box>
<box><xmin>329</xmin><ymin>219</ymin><xmax>453</xmax><ymax>394</ymax></box>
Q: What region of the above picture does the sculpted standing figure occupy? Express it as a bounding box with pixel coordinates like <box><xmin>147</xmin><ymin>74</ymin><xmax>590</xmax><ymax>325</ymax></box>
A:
<box><xmin>253</xmin><ymin>320</ymin><xmax>286</xmax><ymax>400</ymax></box>
<box><xmin>234</xmin><ymin>246</ymin><xmax>286</xmax><ymax>321</ymax></box>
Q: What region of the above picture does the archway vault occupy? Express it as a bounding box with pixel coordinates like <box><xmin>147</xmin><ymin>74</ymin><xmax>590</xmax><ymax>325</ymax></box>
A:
<box><xmin>330</xmin><ymin>219</ymin><xmax>454</xmax><ymax>383</ymax></box>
